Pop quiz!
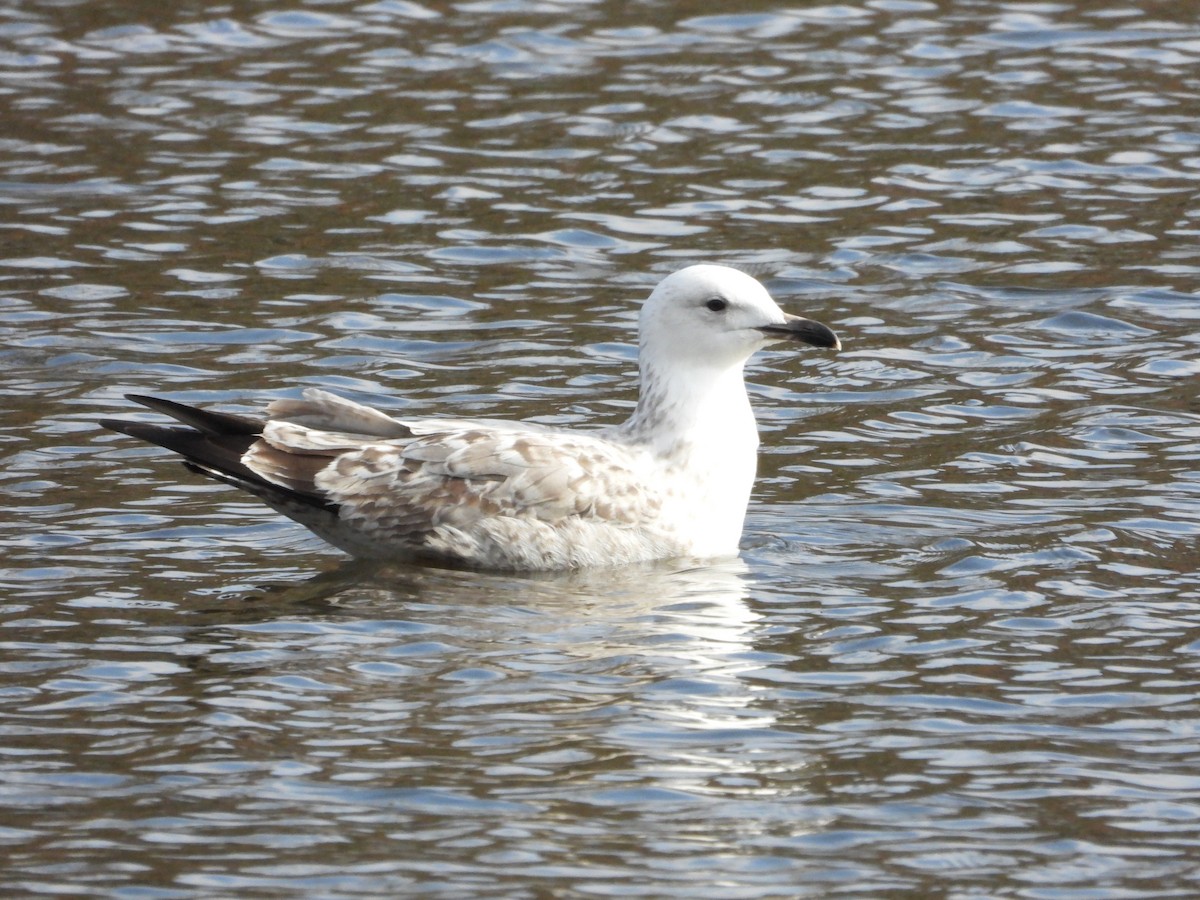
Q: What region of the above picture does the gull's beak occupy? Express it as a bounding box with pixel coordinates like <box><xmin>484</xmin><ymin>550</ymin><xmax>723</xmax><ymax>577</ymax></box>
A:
<box><xmin>758</xmin><ymin>314</ymin><xmax>841</xmax><ymax>350</ymax></box>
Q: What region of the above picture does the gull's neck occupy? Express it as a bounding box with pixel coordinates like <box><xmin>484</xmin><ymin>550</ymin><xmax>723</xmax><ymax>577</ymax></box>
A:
<box><xmin>619</xmin><ymin>355</ymin><xmax>757</xmax><ymax>458</ymax></box>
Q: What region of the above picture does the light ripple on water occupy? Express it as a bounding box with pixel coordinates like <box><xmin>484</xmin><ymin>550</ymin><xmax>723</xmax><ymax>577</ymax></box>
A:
<box><xmin>2</xmin><ymin>0</ymin><xmax>1200</xmax><ymax>897</ymax></box>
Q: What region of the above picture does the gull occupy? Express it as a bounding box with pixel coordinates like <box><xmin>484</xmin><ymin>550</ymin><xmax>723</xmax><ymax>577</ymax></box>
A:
<box><xmin>101</xmin><ymin>265</ymin><xmax>840</xmax><ymax>570</ymax></box>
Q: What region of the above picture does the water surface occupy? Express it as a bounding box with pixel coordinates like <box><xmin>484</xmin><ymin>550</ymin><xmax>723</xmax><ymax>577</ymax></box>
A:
<box><xmin>2</xmin><ymin>1</ymin><xmax>1199</xmax><ymax>896</ymax></box>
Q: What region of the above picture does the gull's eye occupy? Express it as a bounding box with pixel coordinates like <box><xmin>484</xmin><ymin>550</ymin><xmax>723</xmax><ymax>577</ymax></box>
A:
<box><xmin>705</xmin><ymin>297</ymin><xmax>727</xmax><ymax>312</ymax></box>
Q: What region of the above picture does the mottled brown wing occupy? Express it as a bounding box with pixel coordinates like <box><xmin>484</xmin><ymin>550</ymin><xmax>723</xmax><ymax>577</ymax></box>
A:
<box><xmin>249</xmin><ymin>422</ymin><xmax>664</xmax><ymax>545</ymax></box>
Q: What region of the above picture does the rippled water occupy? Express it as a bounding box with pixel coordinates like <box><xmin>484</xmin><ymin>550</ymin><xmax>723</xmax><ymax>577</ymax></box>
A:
<box><xmin>3</xmin><ymin>1</ymin><xmax>1200</xmax><ymax>896</ymax></box>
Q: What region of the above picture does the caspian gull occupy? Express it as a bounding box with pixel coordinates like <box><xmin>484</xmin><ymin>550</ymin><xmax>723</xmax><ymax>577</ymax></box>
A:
<box><xmin>101</xmin><ymin>264</ymin><xmax>840</xmax><ymax>570</ymax></box>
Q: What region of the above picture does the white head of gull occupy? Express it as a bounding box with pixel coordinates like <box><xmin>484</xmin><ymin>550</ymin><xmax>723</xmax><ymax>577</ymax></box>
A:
<box><xmin>101</xmin><ymin>264</ymin><xmax>840</xmax><ymax>571</ymax></box>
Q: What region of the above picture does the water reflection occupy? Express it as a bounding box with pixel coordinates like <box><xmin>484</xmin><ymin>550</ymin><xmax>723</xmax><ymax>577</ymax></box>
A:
<box><xmin>6</xmin><ymin>558</ymin><xmax>795</xmax><ymax>895</ymax></box>
<box><xmin>198</xmin><ymin>558</ymin><xmax>767</xmax><ymax>753</ymax></box>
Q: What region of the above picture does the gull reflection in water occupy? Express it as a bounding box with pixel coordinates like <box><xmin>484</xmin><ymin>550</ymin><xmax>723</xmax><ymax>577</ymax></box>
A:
<box><xmin>192</xmin><ymin>556</ymin><xmax>774</xmax><ymax>749</ymax></box>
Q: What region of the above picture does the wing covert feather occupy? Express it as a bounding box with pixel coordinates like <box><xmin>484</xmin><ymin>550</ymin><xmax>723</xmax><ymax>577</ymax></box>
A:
<box><xmin>312</xmin><ymin>428</ymin><xmax>663</xmax><ymax>536</ymax></box>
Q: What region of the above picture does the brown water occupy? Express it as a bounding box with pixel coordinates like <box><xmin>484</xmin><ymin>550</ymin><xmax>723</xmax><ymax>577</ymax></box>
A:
<box><xmin>3</xmin><ymin>1</ymin><xmax>1200</xmax><ymax>896</ymax></box>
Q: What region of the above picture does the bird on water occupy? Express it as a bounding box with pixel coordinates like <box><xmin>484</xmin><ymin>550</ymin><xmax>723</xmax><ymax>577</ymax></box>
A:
<box><xmin>101</xmin><ymin>264</ymin><xmax>840</xmax><ymax>570</ymax></box>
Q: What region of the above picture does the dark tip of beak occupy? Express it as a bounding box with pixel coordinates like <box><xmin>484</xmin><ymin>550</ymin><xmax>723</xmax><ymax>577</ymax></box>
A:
<box><xmin>758</xmin><ymin>314</ymin><xmax>841</xmax><ymax>351</ymax></box>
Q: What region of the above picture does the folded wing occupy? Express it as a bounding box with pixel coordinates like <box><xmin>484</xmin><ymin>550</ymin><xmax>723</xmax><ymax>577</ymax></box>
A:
<box><xmin>103</xmin><ymin>389</ymin><xmax>664</xmax><ymax>566</ymax></box>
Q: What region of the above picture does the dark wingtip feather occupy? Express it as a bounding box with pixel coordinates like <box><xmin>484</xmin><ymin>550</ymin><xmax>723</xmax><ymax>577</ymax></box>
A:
<box><xmin>100</xmin><ymin>399</ymin><xmax>337</xmax><ymax>516</ymax></box>
<box><xmin>122</xmin><ymin>394</ymin><xmax>264</xmax><ymax>436</ymax></box>
<box><xmin>100</xmin><ymin>420</ymin><xmax>255</xmax><ymax>477</ymax></box>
